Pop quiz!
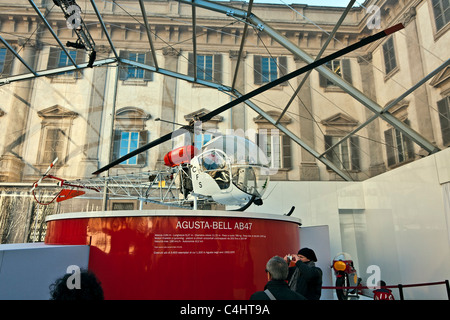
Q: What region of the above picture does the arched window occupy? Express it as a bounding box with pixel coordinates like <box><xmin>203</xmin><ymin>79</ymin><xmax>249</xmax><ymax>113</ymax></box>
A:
<box><xmin>322</xmin><ymin>113</ymin><xmax>360</xmax><ymax>171</ymax></box>
<box><xmin>382</xmin><ymin>102</ymin><xmax>415</xmax><ymax>167</ymax></box>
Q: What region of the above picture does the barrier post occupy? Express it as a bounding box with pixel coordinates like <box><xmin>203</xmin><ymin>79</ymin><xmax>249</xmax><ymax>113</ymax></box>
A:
<box><xmin>398</xmin><ymin>284</ymin><xmax>404</xmax><ymax>300</ymax></box>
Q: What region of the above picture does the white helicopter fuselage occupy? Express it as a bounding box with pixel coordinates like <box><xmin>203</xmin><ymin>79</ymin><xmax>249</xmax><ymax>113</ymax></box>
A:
<box><xmin>190</xmin><ymin>154</ymin><xmax>254</xmax><ymax>206</ymax></box>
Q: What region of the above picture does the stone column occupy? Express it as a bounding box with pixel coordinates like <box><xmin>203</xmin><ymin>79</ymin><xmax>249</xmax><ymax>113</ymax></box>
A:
<box><xmin>357</xmin><ymin>53</ymin><xmax>386</xmax><ymax>176</ymax></box>
<box><xmin>229</xmin><ymin>50</ymin><xmax>247</xmax><ymax>131</ymax></box>
<box><xmin>0</xmin><ymin>39</ymin><xmax>40</xmax><ymax>182</ymax></box>
<box><xmin>294</xmin><ymin>58</ymin><xmax>320</xmax><ymax>180</ymax></box>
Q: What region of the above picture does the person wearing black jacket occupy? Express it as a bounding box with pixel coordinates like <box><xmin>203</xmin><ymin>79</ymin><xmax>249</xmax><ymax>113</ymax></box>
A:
<box><xmin>285</xmin><ymin>248</ymin><xmax>323</xmax><ymax>300</ymax></box>
<box><xmin>250</xmin><ymin>256</ymin><xmax>306</xmax><ymax>300</ymax></box>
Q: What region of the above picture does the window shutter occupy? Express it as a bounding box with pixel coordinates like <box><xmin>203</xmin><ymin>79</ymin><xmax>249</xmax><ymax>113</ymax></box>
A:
<box><xmin>119</xmin><ymin>50</ymin><xmax>129</xmax><ymax>80</ymax></box>
<box><xmin>47</xmin><ymin>47</ymin><xmax>59</xmax><ymax>78</ymax></box>
<box><xmin>350</xmin><ymin>136</ymin><xmax>360</xmax><ymax>171</ymax></box>
<box><xmin>324</xmin><ymin>135</ymin><xmax>335</xmax><ymax>170</ymax></box>
<box><xmin>384</xmin><ymin>129</ymin><xmax>396</xmax><ymax>166</ymax></box>
<box><xmin>138</xmin><ymin>131</ymin><xmax>149</xmax><ymax>165</ymax></box>
<box><xmin>1</xmin><ymin>48</ymin><xmax>15</xmax><ymax>76</ymax></box>
<box><xmin>144</xmin><ymin>52</ymin><xmax>154</xmax><ymax>81</ymax></box>
<box><xmin>256</xmin><ymin>132</ymin><xmax>268</xmax><ymax>163</ymax></box>
<box><xmin>213</xmin><ymin>54</ymin><xmax>222</xmax><ymax>84</ymax></box>
<box><xmin>278</xmin><ymin>56</ymin><xmax>288</xmax><ymax>86</ymax></box>
<box><xmin>403</xmin><ymin>120</ymin><xmax>415</xmax><ymax>160</ymax></box>
<box><xmin>282</xmin><ymin>134</ymin><xmax>292</xmax><ymax>169</ymax></box>
<box><xmin>254</xmin><ymin>55</ymin><xmax>262</xmax><ymax>85</ymax></box>
<box><xmin>188</xmin><ymin>52</ymin><xmax>194</xmax><ymax>78</ymax></box>
<box><xmin>342</xmin><ymin>59</ymin><xmax>352</xmax><ymax>84</ymax></box>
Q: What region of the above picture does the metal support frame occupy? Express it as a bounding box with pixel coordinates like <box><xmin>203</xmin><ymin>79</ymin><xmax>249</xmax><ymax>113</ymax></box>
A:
<box><xmin>0</xmin><ymin>0</ymin><xmax>441</xmax><ymax>179</ymax></box>
<box><xmin>116</xmin><ymin>57</ymin><xmax>349</xmax><ymax>178</ymax></box>
<box><xmin>119</xmin><ymin>58</ymin><xmax>230</xmax><ymax>91</ymax></box>
<box><xmin>138</xmin><ymin>0</ymin><xmax>159</xmax><ymax>71</ymax></box>
<box><xmin>320</xmin><ymin>58</ymin><xmax>450</xmax><ymax>158</ymax></box>
<box><xmin>276</xmin><ymin>0</ymin><xmax>356</xmax><ymax>125</ymax></box>
<box><xmin>232</xmin><ymin>90</ymin><xmax>353</xmax><ymax>181</ymax></box>
<box><xmin>0</xmin><ymin>35</ymin><xmax>37</xmax><ymax>76</ymax></box>
<box><xmin>89</xmin><ymin>0</ymin><xmax>119</xmax><ymax>59</ymax></box>
<box><xmin>231</xmin><ymin>0</ymin><xmax>253</xmax><ymax>90</ymax></box>
<box><xmin>192</xmin><ymin>1</ymin><xmax>197</xmax><ymax>81</ymax></box>
<box><xmin>28</xmin><ymin>0</ymin><xmax>78</xmax><ymax>67</ymax></box>
<box><xmin>0</xmin><ymin>58</ymin><xmax>117</xmax><ymax>85</ymax></box>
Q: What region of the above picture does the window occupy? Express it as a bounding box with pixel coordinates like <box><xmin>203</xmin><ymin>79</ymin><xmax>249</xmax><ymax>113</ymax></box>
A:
<box><xmin>112</xmin><ymin>202</ymin><xmax>135</xmax><ymax>210</ymax></box>
<box><xmin>112</xmin><ymin>107</ymin><xmax>150</xmax><ymax>166</ymax></box>
<box><xmin>256</xmin><ymin>130</ymin><xmax>291</xmax><ymax>170</ymax></box>
<box><xmin>58</xmin><ymin>50</ymin><xmax>77</xmax><ymax>76</ymax></box>
<box><xmin>324</xmin><ymin>136</ymin><xmax>360</xmax><ymax>171</ymax></box>
<box><xmin>127</xmin><ymin>52</ymin><xmax>145</xmax><ymax>79</ymax></box>
<box><xmin>196</xmin><ymin>55</ymin><xmax>213</xmax><ymax>81</ymax></box>
<box><xmin>119</xmin><ymin>51</ymin><xmax>153</xmax><ymax>81</ymax></box>
<box><xmin>321</xmin><ymin>113</ymin><xmax>360</xmax><ymax>171</ymax></box>
<box><xmin>0</xmin><ymin>48</ymin><xmax>7</xmax><ymax>73</ymax></box>
<box><xmin>187</xmin><ymin>53</ymin><xmax>222</xmax><ymax>83</ymax></box>
<box><xmin>119</xmin><ymin>132</ymin><xmax>140</xmax><ymax>165</ymax></box>
<box><xmin>319</xmin><ymin>59</ymin><xmax>353</xmax><ymax>87</ymax></box>
<box><xmin>432</xmin><ymin>0</ymin><xmax>450</xmax><ymax>31</ymax></box>
<box><xmin>383</xmin><ymin>37</ymin><xmax>397</xmax><ymax>75</ymax></box>
<box><xmin>42</xmin><ymin>128</ymin><xmax>66</xmax><ymax>163</ymax></box>
<box><xmin>437</xmin><ymin>96</ymin><xmax>450</xmax><ymax>146</ymax></box>
<box><xmin>113</xmin><ymin>130</ymin><xmax>148</xmax><ymax>165</ymax></box>
<box><xmin>36</xmin><ymin>105</ymin><xmax>78</xmax><ymax>166</ymax></box>
<box><xmin>194</xmin><ymin>133</ymin><xmax>212</xmax><ymax>150</ymax></box>
<box><xmin>262</xmin><ymin>57</ymin><xmax>278</xmax><ymax>83</ymax></box>
<box><xmin>384</xmin><ymin>120</ymin><xmax>415</xmax><ymax>167</ymax></box>
<box><xmin>254</xmin><ymin>56</ymin><xmax>288</xmax><ymax>85</ymax></box>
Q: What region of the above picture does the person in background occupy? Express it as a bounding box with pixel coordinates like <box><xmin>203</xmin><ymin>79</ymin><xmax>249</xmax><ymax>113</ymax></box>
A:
<box><xmin>285</xmin><ymin>248</ymin><xmax>323</xmax><ymax>300</ymax></box>
<box><xmin>49</xmin><ymin>269</ymin><xmax>104</xmax><ymax>300</ymax></box>
<box><xmin>250</xmin><ymin>256</ymin><xmax>306</xmax><ymax>300</ymax></box>
<box><xmin>373</xmin><ymin>280</ymin><xmax>395</xmax><ymax>300</ymax></box>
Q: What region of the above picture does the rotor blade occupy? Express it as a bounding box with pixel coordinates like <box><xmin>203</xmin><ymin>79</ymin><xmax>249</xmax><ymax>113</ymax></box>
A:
<box><xmin>93</xmin><ymin>127</ymin><xmax>189</xmax><ymax>175</ymax></box>
<box><xmin>93</xmin><ymin>23</ymin><xmax>404</xmax><ymax>175</ymax></box>
<box><xmin>199</xmin><ymin>23</ymin><xmax>404</xmax><ymax>122</ymax></box>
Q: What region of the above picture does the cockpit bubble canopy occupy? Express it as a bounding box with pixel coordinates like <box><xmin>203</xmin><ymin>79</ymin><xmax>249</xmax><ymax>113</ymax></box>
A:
<box><xmin>202</xmin><ymin>135</ymin><xmax>270</xmax><ymax>167</ymax></box>
<box><xmin>202</xmin><ymin>135</ymin><xmax>270</xmax><ymax>198</ymax></box>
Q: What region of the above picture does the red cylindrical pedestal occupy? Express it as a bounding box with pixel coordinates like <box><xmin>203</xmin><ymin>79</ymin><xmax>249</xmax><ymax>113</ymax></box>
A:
<box><xmin>45</xmin><ymin>210</ymin><xmax>301</xmax><ymax>300</ymax></box>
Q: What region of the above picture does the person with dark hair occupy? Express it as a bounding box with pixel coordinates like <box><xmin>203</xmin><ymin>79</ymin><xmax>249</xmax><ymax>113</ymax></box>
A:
<box><xmin>250</xmin><ymin>256</ymin><xmax>306</xmax><ymax>300</ymax></box>
<box><xmin>49</xmin><ymin>269</ymin><xmax>104</xmax><ymax>300</ymax></box>
<box><xmin>285</xmin><ymin>248</ymin><xmax>323</xmax><ymax>300</ymax></box>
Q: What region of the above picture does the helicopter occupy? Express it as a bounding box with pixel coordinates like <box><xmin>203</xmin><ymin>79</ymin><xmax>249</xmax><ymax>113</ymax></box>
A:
<box><xmin>30</xmin><ymin>22</ymin><xmax>404</xmax><ymax>211</ymax></box>
<box><xmin>171</xmin><ymin>133</ymin><xmax>271</xmax><ymax>209</ymax></box>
